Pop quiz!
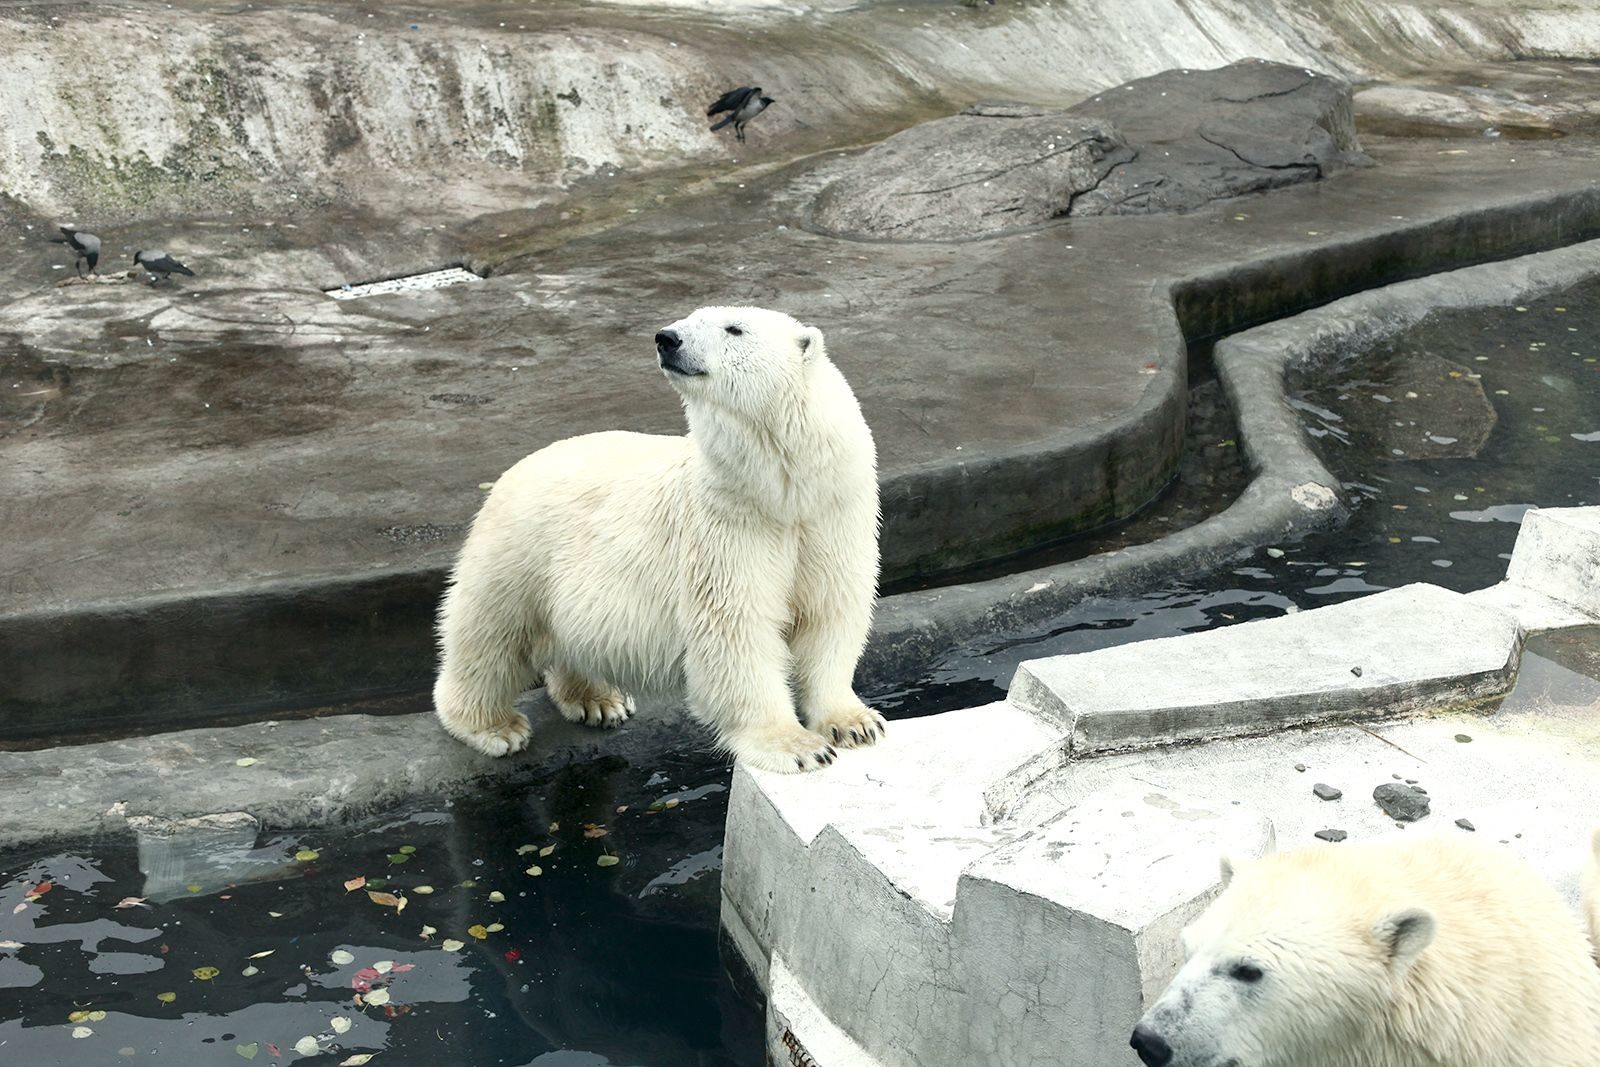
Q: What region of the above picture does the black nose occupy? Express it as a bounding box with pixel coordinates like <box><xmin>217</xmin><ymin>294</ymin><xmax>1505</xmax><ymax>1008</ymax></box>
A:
<box><xmin>1130</xmin><ymin>1023</ymin><xmax>1173</xmax><ymax>1067</ymax></box>
<box><xmin>655</xmin><ymin>329</ymin><xmax>681</xmax><ymax>354</ymax></box>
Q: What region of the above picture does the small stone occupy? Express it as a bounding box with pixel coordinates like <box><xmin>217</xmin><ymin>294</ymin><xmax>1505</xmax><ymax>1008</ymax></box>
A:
<box><xmin>1454</xmin><ymin>733</ymin><xmax>1473</xmax><ymax>743</ymax></box>
<box><xmin>1314</xmin><ymin>829</ymin><xmax>1348</xmax><ymax>843</ymax></box>
<box><xmin>1413</xmin><ymin>786</ymin><xmax>1427</xmax><ymax>795</ymax></box>
<box><xmin>1455</xmin><ymin>818</ymin><xmax>1476</xmax><ymax>832</ymax></box>
<box><xmin>1373</xmin><ymin>782</ymin><xmax>1430</xmax><ymax>822</ymax></box>
<box><xmin>1312</xmin><ymin>783</ymin><xmax>1342</xmax><ymax>801</ymax></box>
<box><xmin>1404</xmin><ymin>779</ymin><xmax>1417</xmax><ymax>784</ymax></box>
<box><xmin>1350</xmin><ymin>666</ymin><xmax>1363</xmax><ymax>677</ymax></box>
<box><xmin>1392</xmin><ymin>773</ymin><xmax>1402</xmax><ymax>780</ymax></box>
<box><xmin>1294</xmin><ymin>763</ymin><xmax>1307</xmax><ymax>772</ymax></box>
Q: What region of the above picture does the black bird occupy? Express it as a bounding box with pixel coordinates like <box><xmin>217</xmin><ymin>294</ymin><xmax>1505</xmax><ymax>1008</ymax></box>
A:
<box><xmin>707</xmin><ymin>86</ymin><xmax>775</xmax><ymax>143</ymax></box>
<box><xmin>51</xmin><ymin>226</ymin><xmax>101</xmax><ymax>277</ymax></box>
<box><xmin>132</xmin><ymin>249</ymin><xmax>195</xmax><ymax>283</ymax></box>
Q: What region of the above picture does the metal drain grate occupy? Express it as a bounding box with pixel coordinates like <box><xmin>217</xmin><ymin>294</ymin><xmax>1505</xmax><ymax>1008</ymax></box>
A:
<box><xmin>324</xmin><ymin>266</ymin><xmax>482</xmax><ymax>300</ymax></box>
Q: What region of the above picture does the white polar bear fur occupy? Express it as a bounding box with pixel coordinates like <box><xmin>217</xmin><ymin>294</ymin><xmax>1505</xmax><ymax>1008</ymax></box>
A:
<box><xmin>1135</xmin><ymin>834</ymin><xmax>1600</xmax><ymax>1067</ymax></box>
<box><xmin>433</xmin><ymin>306</ymin><xmax>884</xmax><ymax>773</ymax></box>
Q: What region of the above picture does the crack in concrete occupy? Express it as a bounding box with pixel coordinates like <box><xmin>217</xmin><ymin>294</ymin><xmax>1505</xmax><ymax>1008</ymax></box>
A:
<box><xmin>1062</xmin><ymin>150</ymin><xmax>1140</xmax><ymax>215</ymax></box>
<box><xmin>1196</xmin><ymin>130</ymin><xmax>1319</xmax><ymax>175</ymax></box>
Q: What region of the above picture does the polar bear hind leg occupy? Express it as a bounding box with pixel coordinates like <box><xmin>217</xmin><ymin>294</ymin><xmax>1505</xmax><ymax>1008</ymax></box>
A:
<box><xmin>547</xmin><ymin>669</ymin><xmax>635</xmax><ymax>729</ymax></box>
<box><xmin>433</xmin><ymin>581</ymin><xmax>541</xmax><ymax>757</ymax></box>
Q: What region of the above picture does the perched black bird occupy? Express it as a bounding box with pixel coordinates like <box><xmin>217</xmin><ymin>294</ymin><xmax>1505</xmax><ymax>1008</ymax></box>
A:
<box><xmin>51</xmin><ymin>226</ymin><xmax>101</xmax><ymax>277</ymax></box>
<box><xmin>132</xmin><ymin>249</ymin><xmax>195</xmax><ymax>283</ymax></box>
<box><xmin>707</xmin><ymin>86</ymin><xmax>775</xmax><ymax>143</ymax></box>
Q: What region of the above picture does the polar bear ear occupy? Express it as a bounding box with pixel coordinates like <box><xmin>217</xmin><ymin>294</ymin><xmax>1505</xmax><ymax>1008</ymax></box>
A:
<box><xmin>1373</xmin><ymin>907</ymin><xmax>1435</xmax><ymax>966</ymax></box>
<box><xmin>798</xmin><ymin>325</ymin><xmax>824</xmax><ymax>361</ymax></box>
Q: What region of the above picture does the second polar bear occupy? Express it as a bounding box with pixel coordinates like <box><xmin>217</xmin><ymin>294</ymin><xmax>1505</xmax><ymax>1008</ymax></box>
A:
<box><xmin>433</xmin><ymin>306</ymin><xmax>884</xmax><ymax>773</ymax></box>
<box><xmin>1131</xmin><ymin>833</ymin><xmax>1600</xmax><ymax>1067</ymax></box>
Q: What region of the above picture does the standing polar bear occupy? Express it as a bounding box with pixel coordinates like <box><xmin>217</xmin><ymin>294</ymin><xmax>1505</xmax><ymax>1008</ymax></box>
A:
<box><xmin>433</xmin><ymin>306</ymin><xmax>885</xmax><ymax>773</ymax></box>
<box><xmin>1131</xmin><ymin>833</ymin><xmax>1600</xmax><ymax>1067</ymax></box>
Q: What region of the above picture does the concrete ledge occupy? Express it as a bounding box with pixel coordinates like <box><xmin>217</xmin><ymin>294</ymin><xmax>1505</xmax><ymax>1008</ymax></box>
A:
<box><xmin>1009</xmin><ymin>584</ymin><xmax>1522</xmax><ymax>754</ymax></box>
<box><xmin>1507</xmin><ymin>506</ymin><xmax>1600</xmax><ymax>618</ymax></box>
<box><xmin>723</xmin><ymin>507</ymin><xmax>1600</xmax><ymax>1065</ymax></box>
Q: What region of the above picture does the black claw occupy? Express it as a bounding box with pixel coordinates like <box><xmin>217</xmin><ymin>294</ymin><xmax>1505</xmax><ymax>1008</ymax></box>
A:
<box><xmin>849</xmin><ymin>729</ymin><xmax>860</xmax><ymax>744</ymax></box>
<box><xmin>831</xmin><ymin>726</ymin><xmax>842</xmax><ymax>742</ymax></box>
<box><xmin>814</xmin><ymin>753</ymin><xmax>828</xmax><ymax>765</ymax></box>
<box><xmin>794</xmin><ymin>756</ymin><xmax>806</xmax><ymax>770</ymax></box>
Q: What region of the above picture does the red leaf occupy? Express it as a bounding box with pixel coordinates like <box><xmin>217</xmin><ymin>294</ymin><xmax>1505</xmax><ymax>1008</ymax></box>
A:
<box><xmin>504</xmin><ymin>949</ymin><xmax>521</xmax><ymax>962</ymax></box>
<box><xmin>24</xmin><ymin>880</ymin><xmax>53</xmax><ymax>901</ymax></box>
<box><xmin>266</xmin><ymin>1043</ymin><xmax>281</xmax><ymax>1058</ymax></box>
<box><xmin>390</xmin><ymin>963</ymin><xmax>415</xmax><ymax>974</ymax></box>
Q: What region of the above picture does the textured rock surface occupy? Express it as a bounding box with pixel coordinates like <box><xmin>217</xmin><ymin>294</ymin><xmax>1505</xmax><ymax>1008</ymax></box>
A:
<box><xmin>811</xmin><ymin>60</ymin><xmax>1367</xmax><ymax>239</ymax></box>
<box><xmin>810</xmin><ymin>104</ymin><xmax>1130</xmax><ymax>240</ymax></box>
<box><xmin>1064</xmin><ymin>59</ymin><xmax>1369</xmax><ymax>216</ymax></box>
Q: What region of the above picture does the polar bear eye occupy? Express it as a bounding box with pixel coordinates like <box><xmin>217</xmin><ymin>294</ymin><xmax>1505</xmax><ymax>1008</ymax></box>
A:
<box><xmin>725</xmin><ymin>325</ymin><xmax>744</xmax><ymax>336</ymax></box>
<box><xmin>1229</xmin><ymin>962</ymin><xmax>1264</xmax><ymax>984</ymax></box>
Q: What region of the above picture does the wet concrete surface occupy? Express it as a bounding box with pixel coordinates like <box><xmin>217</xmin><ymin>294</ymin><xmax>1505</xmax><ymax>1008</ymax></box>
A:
<box><xmin>10</xmin><ymin>59</ymin><xmax>1600</xmax><ymax>732</ymax></box>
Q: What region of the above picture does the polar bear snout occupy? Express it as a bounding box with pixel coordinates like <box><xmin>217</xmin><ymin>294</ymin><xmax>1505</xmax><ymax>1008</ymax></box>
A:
<box><xmin>1129</xmin><ymin>1023</ymin><xmax>1174</xmax><ymax>1067</ymax></box>
<box><xmin>655</xmin><ymin>328</ymin><xmax>704</xmax><ymax>377</ymax></box>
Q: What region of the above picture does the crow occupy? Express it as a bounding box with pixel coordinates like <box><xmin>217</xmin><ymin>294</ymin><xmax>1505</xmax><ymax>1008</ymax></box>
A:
<box><xmin>707</xmin><ymin>86</ymin><xmax>775</xmax><ymax>143</ymax></box>
<box><xmin>133</xmin><ymin>250</ymin><xmax>196</xmax><ymax>283</ymax></box>
<box><xmin>51</xmin><ymin>227</ymin><xmax>101</xmax><ymax>277</ymax></box>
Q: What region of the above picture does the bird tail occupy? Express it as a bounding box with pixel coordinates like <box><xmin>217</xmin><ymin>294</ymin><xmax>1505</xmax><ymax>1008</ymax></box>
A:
<box><xmin>173</xmin><ymin>264</ymin><xmax>196</xmax><ymax>277</ymax></box>
<box><xmin>710</xmin><ymin>115</ymin><xmax>734</xmax><ymax>132</ymax></box>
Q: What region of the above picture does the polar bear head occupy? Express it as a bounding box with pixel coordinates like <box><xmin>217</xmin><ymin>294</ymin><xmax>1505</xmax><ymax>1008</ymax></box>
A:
<box><xmin>1130</xmin><ymin>851</ymin><xmax>1436</xmax><ymax>1067</ymax></box>
<box><xmin>653</xmin><ymin>306</ymin><xmax>826</xmax><ymax>416</ymax></box>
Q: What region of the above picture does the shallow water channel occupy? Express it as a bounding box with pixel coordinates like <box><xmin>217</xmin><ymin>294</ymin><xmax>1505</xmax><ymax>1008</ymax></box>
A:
<box><xmin>2</xmin><ymin>284</ymin><xmax>1597</xmax><ymax>1065</ymax></box>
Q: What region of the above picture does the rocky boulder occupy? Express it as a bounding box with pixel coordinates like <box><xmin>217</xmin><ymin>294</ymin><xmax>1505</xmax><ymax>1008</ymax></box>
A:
<box><xmin>812</xmin><ymin>60</ymin><xmax>1368</xmax><ymax>240</ymax></box>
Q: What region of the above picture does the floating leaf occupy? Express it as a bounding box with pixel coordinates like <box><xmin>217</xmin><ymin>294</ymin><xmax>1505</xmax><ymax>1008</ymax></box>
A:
<box><xmin>366</xmin><ymin>891</ymin><xmax>401</xmax><ymax>909</ymax></box>
<box><xmin>236</xmin><ymin>1043</ymin><xmax>259</xmax><ymax>1060</ymax></box>
<box><xmin>242</xmin><ymin>966</ymin><xmax>260</xmax><ymax>977</ymax></box>
<box><xmin>486</xmin><ymin>922</ymin><xmax>504</xmax><ymax>933</ymax></box>
<box><xmin>524</xmin><ymin>866</ymin><xmax>542</xmax><ymax>877</ymax></box>
<box><xmin>420</xmin><ymin>925</ymin><xmax>437</xmax><ymax>939</ymax></box>
<box><xmin>596</xmin><ymin>855</ymin><xmax>620</xmax><ymax>868</ymax></box>
<box><xmin>115</xmin><ymin>896</ymin><xmax>150</xmax><ymax>910</ymax></box>
<box><xmin>192</xmin><ymin>966</ymin><xmax>220</xmax><ymax>981</ymax></box>
<box><xmin>478</xmin><ymin>482</ymin><xmax>495</xmax><ymax>490</ymax></box>
<box><xmin>330</xmin><ymin>949</ymin><xmax>355</xmax><ymax>965</ymax></box>
<box><xmin>467</xmin><ymin>924</ymin><xmax>489</xmax><ymax>940</ymax></box>
<box><xmin>235</xmin><ymin>757</ymin><xmax>259</xmax><ymax>767</ymax></box>
<box><xmin>294</xmin><ymin>1035</ymin><xmax>320</xmax><ymax>1056</ymax></box>
<box><xmin>582</xmin><ymin>826</ymin><xmax>608</xmax><ymax>839</ymax></box>
<box><xmin>72</xmin><ymin>1026</ymin><xmax>93</xmax><ymax>1039</ymax></box>
<box><xmin>412</xmin><ymin>885</ymin><xmax>433</xmax><ymax>895</ymax></box>
<box><xmin>69</xmin><ymin>1009</ymin><xmax>106</xmax><ymax>1023</ymax></box>
<box><xmin>441</xmin><ymin>939</ymin><xmax>464</xmax><ymax>952</ymax></box>
<box><xmin>538</xmin><ymin>846</ymin><xmax>554</xmax><ymax>858</ymax></box>
<box><xmin>396</xmin><ymin>895</ymin><xmax>408</xmax><ymax>915</ymax></box>
<box><xmin>344</xmin><ymin>876</ymin><xmax>367</xmax><ymax>893</ymax></box>
<box><xmin>157</xmin><ymin>992</ymin><xmax>177</xmax><ymax>1003</ymax></box>
<box><xmin>0</xmin><ymin>940</ymin><xmax>22</xmax><ymax>950</ymax></box>
<box><xmin>248</xmin><ymin>950</ymin><xmax>275</xmax><ymax>960</ymax></box>
<box><xmin>187</xmin><ymin>885</ymin><xmax>203</xmax><ymax>894</ymax></box>
<box><xmin>330</xmin><ymin>1016</ymin><xmax>353</xmax><ymax>1035</ymax></box>
<box><xmin>373</xmin><ymin>960</ymin><xmax>394</xmax><ymax>974</ymax></box>
<box><xmin>398</xmin><ymin>845</ymin><xmax>416</xmax><ymax>855</ymax></box>
<box><xmin>340</xmin><ymin>1055</ymin><xmax>377</xmax><ymax>1066</ymax></box>
<box><xmin>268</xmin><ymin>911</ymin><xmax>284</xmax><ymax>918</ymax></box>
<box><xmin>11</xmin><ymin>903</ymin><xmax>25</xmax><ymax>914</ymax></box>
<box><xmin>459</xmin><ymin>879</ymin><xmax>478</xmax><ymax>889</ymax></box>
<box><xmin>24</xmin><ymin>880</ymin><xmax>52</xmax><ymax>901</ymax></box>
<box><xmin>295</xmin><ymin>850</ymin><xmax>320</xmax><ymax>862</ymax></box>
<box><xmin>364</xmin><ymin>989</ymin><xmax>391</xmax><ymax>1007</ymax></box>
<box><xmin>664</xmin><ymin>799</ymin><xmax>679</xmax><ymax>810</ymax></box>
<box><xmin>488</xmin><ymin>891</ymin><xmax>505</xmax><ymax>903</ymax></box>
<box><xmin>515</xmin><ymin>845</ymin><xmax>537</xmax><ymax>856</ymax></box>
<box><xmin>505</xmin><ymin>949</ymin><xmax>521</xmax><ymax>962</ymax></box>
<box><xmin>615</xmin><ymin>805</ymin><xmax>629</xmax><ymax>814</ymax></box>
<box><xmin>387</xmin><ymin>854</ymin><xmax>410</xmax><ymax>865</ymax></box>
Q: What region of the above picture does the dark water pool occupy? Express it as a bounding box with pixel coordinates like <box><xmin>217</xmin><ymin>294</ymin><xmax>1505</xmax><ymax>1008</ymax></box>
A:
<box><xmin>4</xmin><ymin>282</ymin><xmax>1597</xmax><ymax>1066</ymax></box>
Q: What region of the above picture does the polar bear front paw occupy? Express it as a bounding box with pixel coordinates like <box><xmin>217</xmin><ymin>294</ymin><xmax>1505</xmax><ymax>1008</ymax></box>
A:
<box><xmin>807</xmin><ymin>701</ymin><xmax>888</xmax><ymax>749</ymax></box>
<box><xmin>439</xmin><ymin>710</ymin><xmax>533</xmax><ymax>757</ymax></box>
<box><xmin>725</xmin><ymin>723</ymin><xmax>838</xmax><ymax>774</ymax></box>
<box><xmin>547</xmin><ymin>672</ymin><xmax>635</xmax><ymax>729</ymax></box>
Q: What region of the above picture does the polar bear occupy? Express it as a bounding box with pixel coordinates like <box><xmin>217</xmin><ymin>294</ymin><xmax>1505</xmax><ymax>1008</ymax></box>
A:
<box><xmin>432</xmin><ymin>306</ymin><xmax>885</xmax><ymax>773</ymax></box>
<box><xmin>1130</xmin><ymin>834</ymin><xmax>1600</xmax><ymax>1067</ymax></box>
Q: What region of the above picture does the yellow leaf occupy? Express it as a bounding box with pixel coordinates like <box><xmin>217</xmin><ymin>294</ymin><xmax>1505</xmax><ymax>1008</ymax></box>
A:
<box><xmin>412</xmin><ymin>885</ymin><xmax>434</xmax><ymax>895</ymax></box>
<box><xmin>441</xmin><ymin>939</ymin><xmax>464</xmax><ymax>952</ymax></box>
<box><xmin>364</xmin><ymin>989</ymin><xmax>391</xmax><ymax>1007</ymax></box>
<box><xmin>538</xmin><ymin>845</ymin><xmax>554</xmax><ymax>858</ymax></box>
<box><xmin>525</xmin><ymin>866</ymin><xmax>543</xmax><ymax>877</ymax></box>
<box><xmin>515</xmin><ymin>845</ymin><xmax>536</xmax><ymax>855</ymax></box>
<box><xmin>420</xmin><ymin>925</ymin><xmax>437</xmax><ymax>939</ymax></box>
<box><xmin>488</xmin><ymin>891</ymin><xmax>505</xmax><ymax>903</ymax></box>
<box><xmin>467</xmin><ymin>924</ymin><xmax>489</xmax><ymax>940</ymax></box>
<box><xmin>193</xmin><ymin>966</ymin><xmax>220</xmax><ymax>981</ymax></box>
<box><xmin>596</xmin><ymin>855</ymin><xmax>620</xmax><ymax>868</ymax></box>
<box><xmin>486</xmin><ymin>922</ymin><xmax>504</xmax><ymax>933</ymax></box>
<box><xmin>295</xmin><ymin>850</ymin><xmax>320</xmax><ymax>862</ymax></box>
<box><xmin>235</xmin><ymin>757</ymin><xmax>259</xmax><ymax>767</ymax></box>
<box><xmin>248</xmin><ymin>950</ymin><xmax>275</xmax><ymax>960</ymax></box>
<box><xmin>157</xmin><ymin>992</ymin><xmax>176</xmax><ymax>1004</ymax></box>
<box><xmin>341</xmin><ymin>1054</ymin><xmax>378</xmax><ymax>1066</ymax></box>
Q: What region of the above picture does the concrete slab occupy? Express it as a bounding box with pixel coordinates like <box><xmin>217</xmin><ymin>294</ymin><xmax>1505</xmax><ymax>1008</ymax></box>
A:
<box><xmin>1507</xmin><ymin>505</ymin><xmax>1600</xmax><ymax>617</ymax></box>
<box><xmin>1010</xmin><ymin>583</ymin><xmax>1522</xmax><ymax>753</ymax></box>
<box><xmin>721</xmin><ymin>507</ymin><xmax>1600</xmax><ymax>1065</ymax></box>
